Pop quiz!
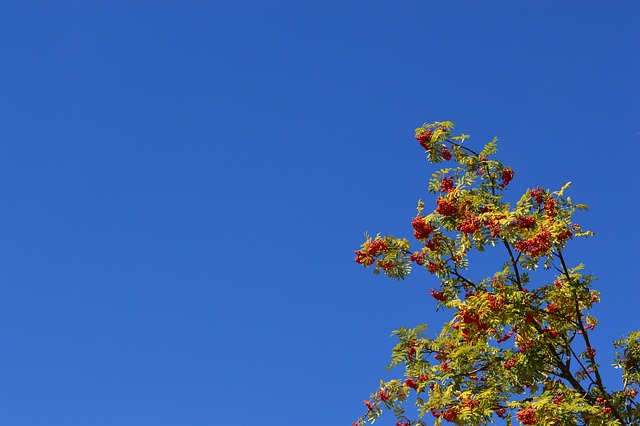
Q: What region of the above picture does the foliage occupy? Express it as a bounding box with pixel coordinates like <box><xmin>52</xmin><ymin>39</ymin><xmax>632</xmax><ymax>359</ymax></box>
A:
<box><xmin>352</xmin><ymin>122</ymin><xmax>639</xmax><ymax>425</ymax></box>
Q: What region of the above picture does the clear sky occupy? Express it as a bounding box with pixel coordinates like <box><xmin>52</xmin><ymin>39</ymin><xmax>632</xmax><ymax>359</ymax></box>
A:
<box><xmin>0</xmin><ymin>1</ymin><xmax>638</xmax><ymax>425</ymax></box>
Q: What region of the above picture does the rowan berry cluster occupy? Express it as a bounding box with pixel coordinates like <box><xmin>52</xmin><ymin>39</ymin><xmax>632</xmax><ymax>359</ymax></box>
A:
<box><xmin>404</xmin><ymin>378</ymin><xmax>418</xmax><ymax>389</ymax></box>
<box><xmin>486</xmin><ymin>217</ymin><xmax>502</xmax><ymax>237</ymax></box>
<box><xmin>557</xmin><ymin>227</ymin><xmax>573</xmax><ymax>242</ymax></box>
<box><xmin>452</xmin><ymin>308</ymin><xmax>483</xmax><ymax>336</ymax></box>
<box><xmin>487</xmin><ymin>293</ymin><xmax>504</xmax><ymax>311</ymax></box>
<box><xmin>503</xmin><ymin>358</ymin><xmax>518</xmax><ymax>370</ymax></box>
<box><xmin>354</xmin><ymin>239</ymin><xmax>388</xmax><ymax>266</ymax></box>
<box><xmin>415</xmin><ymin>129</ymin><xmax>433</xmax><ymax>150</ymax></box>
<box><xmin>431</xmin><ymin>406</ymin><xmax>459</xmax><ymax>422</ymax></box>
<box><xmin>411</xmin><ymin>216</ymin><xmax>434</xmax><ymax>240</ymax></box>
<box><xmin>457</xmin><ymin>210</ymin><xmax>481</xmax><ymax>234</ymax></box>
<box><xmin>378</xmin><ymin>389</ymin><xmax>390</xmax><ymax>402</ymax></box>
<box><xmin>440</xmin><ymin>177</ymin><xmax>455</xmax><ymax>193</ymax></box>
<box><xmin>441</xmin><ymin>147</ymin><xmax>452</xmax><ymax>161</ymax></box>
<box><xmin>424</xmin><ymin>235</ymin><xmax>441</xmax><ymax>251</ymax></box>
<box><xmin>407</xmin><ymin>346</ymin><xmax>416</xmax><ymax>361</ymax></box>
<box><xmin>353</xmin><ymin>250</ymin><xmax>374</xmax><ymax>266</ymax></box>
<box><xmin>500</xmin><ymin>167</ymin><xmax>514</xmax><ymax>188</ymax></box>
<box><xmin>377</xmin><ymin>261</ymin><xmax>394</xmax><ymax>271</ymax></box>
<box><xmin>529</xmin><ymin>187</ymin><xmax>545</xmax><ymax>204</ymax></box>
<box><xmin>596</xmin><ymin>398</ymin><xmax>612</xmax><ymax>415</ymax></box>
<box><xmin>435</xmin><ymin>197</ymin><xmax>457</xmax><ymax>216</ymax></box>
<box><xmin>427</xmin><ymin>261</ymin><xmax>442</xmax><ymax>274</ymax></box>
<box><xmin>417</xmin><ymin>134</ymin><xmax>453</xmax><ymax>158</ymax></box>
<box><xmin>409</xmin><ymin>251</ymin><xmax>425</xmax><ymax>265</ymax></box>
<box><xmin>514</xmin><ymin>229</ymin><xmax>552</xmax><ymax>258</ymax></box>
<box><xmin>429</xmin><ymin>288</ymin><xmax>446</xmax><ymax>302</ymax></box>
<box><xmin>544</xmin><ymin>197</ymin><xmax>556</xmax><ymax>217</ymax></box>
<box><xmin>515</xmin><ymin>216</ymin><xmax>536</xmax><ymax>229</ymax></box>
<box><xmin>516</xmin><ymin>406</ymin><xmax>537</xmax><ymax>425</ymax></box>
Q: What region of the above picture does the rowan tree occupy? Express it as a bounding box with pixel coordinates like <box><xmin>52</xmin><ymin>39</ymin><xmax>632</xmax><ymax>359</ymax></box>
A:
<box><xmin>352</xmin><ymin>121</ymin><xmax>640</xmax><ymax>426</ymax></box>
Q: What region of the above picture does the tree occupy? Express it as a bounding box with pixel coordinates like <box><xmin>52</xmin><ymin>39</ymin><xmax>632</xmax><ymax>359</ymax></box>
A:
<box><xmin>352</xmin><ymin>122</ymin><xmax>640</xmax><ymax>426</ymax></box>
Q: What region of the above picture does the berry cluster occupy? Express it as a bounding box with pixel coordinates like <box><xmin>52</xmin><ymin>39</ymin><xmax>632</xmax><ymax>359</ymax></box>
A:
<box><xmin>430</xmin><ymin>407</ymin><xmax>458</xmax><ymax>422</ymax></box>
<box><xmin>415</xmin><ymin>129</ymin><xmax>433</xmax><ymax>150</ymax></box>
<box><xmin>516</xmin><ymin>406</ymin><xmax>537</xmax><ymax>425</ymax></box>
<box><xmin>440</xmin><ymin>177</ymin><xmax>455</xmax><ymax>193</ymax></box>
<box><xmin>514</xmin><ymin>229</ymin><xmax>552</xmax><ymax>258</ymax></box>
<box><xmin>453</xmin><ymin>304</ymin><xmax>491</xmax><ymax>342</ymax></box>
<box><xmin>529</xmin><ymin>187</ymin><xmax>545</xmax><ymax>204</ymax></box>
<box><xmin>500</xmin><ymin>167</ymin><xmax>514</xmax><ymax>188</ymax></box>
<box><xmin>457</xmin><ymin>210</ymin><xmax>481</xmax><ymax>234</ymax></box>
<box><xmin>377</xmin><ymin>261</ymin><xmax>394</xmax><ymax>271</ymax></box>
<box><xmin>429</xmin><ymin>288</ymin><xmax>446</xmax><ymax>302</ymax></box>
<box><xmin>557</xmin><ymin>227</ymin><xmax>574</xmax><ymax>243</ymax></box>
<box><xmin>404</xmin><ymin>378</ymin><xmax>418</xmax><ymax>390</ymax></box>
<box><xmin>515</xmin><ymin>216</ymin><xmax>536</xmax><ymax>229</ymax></box>
<box><xmin>407</xmin><ymin>346</ymin><xmax>416</xmax><ymax>361</ymax></box>
<box><xmin>435</xmin><ymin>197</ymin><xmax>457</xmax><ymax>216</ymax></box>
<box><xmin>354</xmin><ymin>239</ymin><xmax>389</xmax><ymax>266</ymax></box>
<box><xmin>487</xmin><ymin>293</ymin><xmax>505</xmax><ymax>311</ymax></box>
<box><xmin>544</xmin><ymin>197</ymin><xmax>556</xmax><ymax>217</ymax></box>
<box><xmin>427</xmin><ymin>261</ymin><xmax>442</xmax><ymax>275</ymax></box>
<box><xmin>486</xmin><ymin>217</ymin><xmax>502</xmax><ymax>237</ymax></box>
<box><xmin>354</xmin><ymin>251</ymin><xmax>373</xmax><ymax>266</ymax></box>
<box><xmin>425</xmin><ymin>235</ymin><xmax>441</xmax><ymax>251</ymax></box>
<box><xmin>503</xmin><ymin>358</ymin><xmax>518</xmax><ymax>370</ymax></box>
<box><xmin>441</xmin><ymin>147</ymin><xmax>452</xmax><ymax>161</ymax></box>
<box><xmin>410</xmin><ymin>251</ymin><xmax>426</xmax><ymax>265</ymax></box>
<box><xmin>412</xmin><ymin>216</ymin><xmax>435</xmax><ymax>240</ymax></box>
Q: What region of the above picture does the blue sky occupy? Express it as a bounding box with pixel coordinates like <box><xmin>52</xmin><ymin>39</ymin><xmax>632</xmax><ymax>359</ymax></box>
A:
<box><xmin>0</xmin><ymin>1</ymin><xmax>638</xmax><ymax>425</ymax></box>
